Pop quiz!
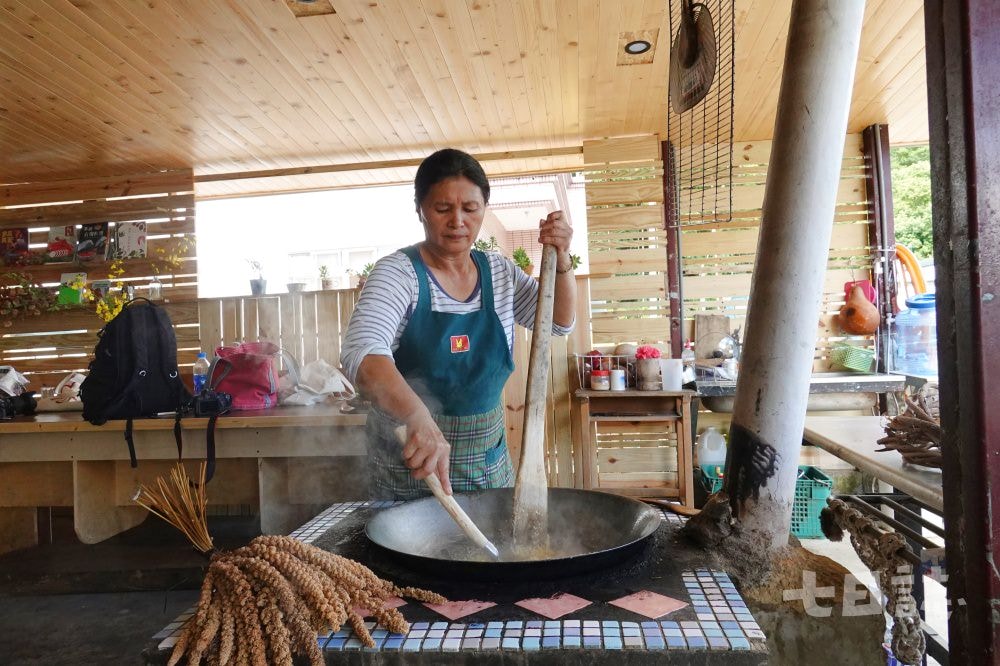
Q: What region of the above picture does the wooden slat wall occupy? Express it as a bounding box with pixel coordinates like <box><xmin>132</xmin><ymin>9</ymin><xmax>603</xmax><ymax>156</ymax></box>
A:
<box><xmin>197</xmin><ymin>290</ymin><xmax>359</xmax><ymax>367</ymax></box>
<box><xmin>1</xmin><ymin>170</ymin><xmax>197</xmax><ymax>382</ymax></box>
<box><xmin>679</xmin><ymin>135</ymin><xmax>873</xmax><ymax>370</ymax></box>
<box><xmin>583</xmin><ymin>135</ymin><xmax>671</xmax><ymax>348</ymax></box>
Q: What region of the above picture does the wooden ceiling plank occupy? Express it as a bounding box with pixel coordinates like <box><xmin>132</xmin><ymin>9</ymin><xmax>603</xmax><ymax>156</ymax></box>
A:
<box><xmin>482</xmin><ymin>0</ymin><xmax>540</xmax><ymax>148</ymax></box>
<box><xmin>80</xmin><ymin>0</ymin><xmax>306</xmax><ymax>173</ymax></box>
<box><xmin>2</xmin><ymin>1</ymin><xmax>237</xmax><ymax>164</ymax></box>
<box><xmin>171</xmin><ymin>0</ymin><xmax>359</xmax><ymax>161</ymax></box>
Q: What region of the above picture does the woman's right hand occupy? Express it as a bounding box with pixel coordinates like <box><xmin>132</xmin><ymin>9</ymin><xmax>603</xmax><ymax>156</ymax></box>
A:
<box><xmin>402</xmin><ymin>414</ymin><xmax>452</xmax><ymax>494</ymax></box>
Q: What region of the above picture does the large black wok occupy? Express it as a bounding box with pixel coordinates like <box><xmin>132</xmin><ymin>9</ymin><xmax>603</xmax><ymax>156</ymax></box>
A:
<box><xmin>365</xmin><ymin>487</ymin><xmax>661</xmax><ymax>580</ymax></box>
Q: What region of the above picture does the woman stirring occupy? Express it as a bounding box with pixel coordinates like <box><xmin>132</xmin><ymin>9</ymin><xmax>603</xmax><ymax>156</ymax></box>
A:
<box><xmin>340</xmin><ymin>149</ymin><xmax>576</xmax><ymax>500</ymax></box>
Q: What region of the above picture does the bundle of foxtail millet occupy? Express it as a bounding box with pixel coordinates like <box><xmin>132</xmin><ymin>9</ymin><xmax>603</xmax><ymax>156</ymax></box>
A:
<box><xmin>876</xmin><ymin>395</ymin><xmax>943</xmax><ymax>468</ymax></box>
<box><xmin>134</xmin><ymin>463</ymin><xmax>446</xmax><ymax>666</ymax></box>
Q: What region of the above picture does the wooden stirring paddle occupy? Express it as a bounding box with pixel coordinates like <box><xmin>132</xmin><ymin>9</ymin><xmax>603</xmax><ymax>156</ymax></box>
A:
<box><xmin>393</xmin><ymin>426</ymin><xmax>500</xmax><ymax>560</ymax></box>
<box><xmin>511</xmin><ymin>244</ymin><xmax>558</xmax><ymax>547</ymax></box>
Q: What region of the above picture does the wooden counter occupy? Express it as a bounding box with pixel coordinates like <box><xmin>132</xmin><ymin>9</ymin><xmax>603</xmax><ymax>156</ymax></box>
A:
<box><xmin>0</xmin><ymin>404</ymin><xmax>369</xmax><ymax>554</ymax></box>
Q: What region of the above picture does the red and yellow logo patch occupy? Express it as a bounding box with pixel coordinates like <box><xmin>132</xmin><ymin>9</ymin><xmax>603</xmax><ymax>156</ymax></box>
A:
<box><xmin>450</xmin><ymin>335</ymin><xmax>470</xmax><ymax>353</ymax></box>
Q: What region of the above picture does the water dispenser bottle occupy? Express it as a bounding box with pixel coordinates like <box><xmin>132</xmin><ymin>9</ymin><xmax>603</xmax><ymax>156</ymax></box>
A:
<box><xmin>696</xmin><ymin>426</ymin><xmax>727</xmax><ymax>470</ymax></box>
<box><xmin>891</xmin><ymin>293</ymin><xmax>938</xmax><ymax>377</ymax></box>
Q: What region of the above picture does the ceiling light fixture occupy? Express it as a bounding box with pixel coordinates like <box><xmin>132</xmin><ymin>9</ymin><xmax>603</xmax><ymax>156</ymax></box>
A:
<box><xmin>624</xmin><ymin>40</ymin><xmax>652</xmax><ymax>55</ymax></box>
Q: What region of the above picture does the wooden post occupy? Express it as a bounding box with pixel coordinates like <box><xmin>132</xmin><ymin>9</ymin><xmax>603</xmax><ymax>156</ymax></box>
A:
<box><xmin>925</xmin><ymin>0</ymin><xmax>1000</xmax><ymax>660</ymax></box>
<box><xmin>725</xmin><ymin>0</ymin><xmax>865</xmax><ymax>550</ymax></box>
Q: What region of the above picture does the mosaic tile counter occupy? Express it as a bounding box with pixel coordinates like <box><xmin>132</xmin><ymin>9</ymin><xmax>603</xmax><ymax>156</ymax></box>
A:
<box><xmin>152</xmin><ymin>501</ymin><xmax>767</xmax><ymax>664</ymax></box>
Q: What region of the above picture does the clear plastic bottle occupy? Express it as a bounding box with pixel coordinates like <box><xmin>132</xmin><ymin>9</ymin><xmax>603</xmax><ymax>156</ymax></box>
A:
<box><xmin>681</xmin><ymin>340</ymin><xmax>696</xmax><ymax>384</ymax></box>
<box><xmin>193</xmin><ymin>352</ymin><xmax>210</xmax><ymax>395</ymax></box>
<box><xmin>891</xmin><ymin>293</ymin><xmax>937</xmax><ymax>377</ymax></box>
<box><xmin>696</xmin><ymin>426</ymin><xmax>727</xmax><ymax>470</ymax></box>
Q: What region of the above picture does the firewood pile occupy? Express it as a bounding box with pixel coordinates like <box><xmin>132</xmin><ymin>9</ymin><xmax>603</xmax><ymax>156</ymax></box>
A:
<box><xmin>134</xmin><ymin>463</ymin><xmax>445</xmax><ymax>666</ymax></box>
<box><xmin>876</xmin><ymin>395</ymin><xmax>943</xmax><ymax>468</ymax></box>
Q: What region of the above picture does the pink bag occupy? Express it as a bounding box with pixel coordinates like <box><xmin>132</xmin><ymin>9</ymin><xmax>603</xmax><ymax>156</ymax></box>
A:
<box><xmin>208</xmin><ymin>341</ymin><xmax>297</xmax><ymax>410</ymax></box>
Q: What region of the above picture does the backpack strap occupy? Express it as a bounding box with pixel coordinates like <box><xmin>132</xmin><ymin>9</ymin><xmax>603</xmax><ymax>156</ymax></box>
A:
<box><xmin>174</xmin><ymin>410</ymin><xmax>184</xmax><ymax>461</ymax></box>
<box><xmin>124</xmin><ymin>418</ymin><xmax>137</xmax><ymax>468</ymax></box>
<box><xmin>205</xmin><ymin>414</ymin><xmax>218</xmax><ymax>482</ymax></box>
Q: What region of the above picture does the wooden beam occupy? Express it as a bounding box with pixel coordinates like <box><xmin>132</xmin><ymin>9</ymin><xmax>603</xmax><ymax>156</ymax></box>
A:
<box><xmin>194</xmin><ymin>146</ymin><xmax>584</xmax><ymax>183</ymax></box>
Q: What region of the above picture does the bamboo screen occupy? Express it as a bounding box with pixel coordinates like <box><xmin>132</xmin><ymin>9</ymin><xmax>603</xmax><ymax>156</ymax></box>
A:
<box><xmin>583</xmin><ymin>135</ymin><xmax>670</xmax><ymax>348</ymax></box>
<box><xmin>679</xmin><ymin>134</ymin><xmax>874</xmax><ymax>368</ymax></box>
<box><xmin>0</xmin><ymin>170</ymin><xmax>197</xmax><ymax>383</ymax></box>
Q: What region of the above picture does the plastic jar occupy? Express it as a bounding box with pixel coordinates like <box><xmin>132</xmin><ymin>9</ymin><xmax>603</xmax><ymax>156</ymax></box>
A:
<box><xmin>610</xmin><ymin>368</ymin><xmax>626</xmax><ymax>391</ymax></box>
<box><xmin>590</xmin><ymin>370</ymin><xmax>611</xmax><ymax>391</ymax></box>
<box><xmin>891</xmin><ymin>293</ymin><xmax>938</xmax><ymax>377</ymax></box>
<box><xmin>696</xmin><ymin>426</ymin><xmax>727</xmax><ymax>469</ymax></box>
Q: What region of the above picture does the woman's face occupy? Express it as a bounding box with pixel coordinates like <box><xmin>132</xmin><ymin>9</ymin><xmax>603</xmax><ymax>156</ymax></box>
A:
<box><xmin>418</xmin><ymin>176</ymin><xmax>486</xmax><ymax>256</ymax></box>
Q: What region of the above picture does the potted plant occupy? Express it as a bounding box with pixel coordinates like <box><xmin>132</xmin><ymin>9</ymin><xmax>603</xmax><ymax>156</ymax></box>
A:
<box><xmin>247</xmin><ymin>259</ymin><xmax>266</xmax><ymax>296</ymax></box>
<box><xmin>319</xmin><ymin>265</ymin><xmax>334</xmax><ymax>290</ymax></box>
<box><xmin>356</xmin><ymin>262</ymin><xmax>374</xmax><ymax>290</ymax></box>
<box><xmin>473</xmin><ymin>235</ymin><xmax>501</xmax><ymax>252</ymax></box>
<box><xmin>512</xmin><ymin>247</ymin><xmax>533</xmax><ymax>276</ymax></box>
<box><xmin>1</xmin><ymin>272</ymin><xmax>58</xmax><ymax>327</ymax></box>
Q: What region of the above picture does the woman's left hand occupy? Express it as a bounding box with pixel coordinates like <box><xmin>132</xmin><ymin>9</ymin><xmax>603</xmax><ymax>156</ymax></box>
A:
<box><xmin>537</xmin><ymin>211</ymin><xmax>573</xmax><ymax>260</ymax></box>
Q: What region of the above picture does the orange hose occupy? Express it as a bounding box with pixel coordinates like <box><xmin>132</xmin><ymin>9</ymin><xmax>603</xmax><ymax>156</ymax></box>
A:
<box><xmin>895</xmin><ymin>243</ymin><xmax>927</xmax><ymax>294</ymax></box>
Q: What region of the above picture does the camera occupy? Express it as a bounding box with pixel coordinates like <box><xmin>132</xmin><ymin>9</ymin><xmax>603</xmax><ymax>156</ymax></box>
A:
<box><xmin>0</xmin><ymin>391</ymin><xmax>37</xmax><ymax>420</ymax></box>
<box><xmin>192</xmin><ymin>390</ymin><xmax>233</xmax><ymax>418</ymax></box>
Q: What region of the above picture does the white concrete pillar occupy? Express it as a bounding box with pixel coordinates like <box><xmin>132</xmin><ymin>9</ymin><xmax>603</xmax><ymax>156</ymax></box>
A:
<box><xmin>727</xmin><ymin>0</ymin><xmax>866</xmax><ymax>550</ymax></box>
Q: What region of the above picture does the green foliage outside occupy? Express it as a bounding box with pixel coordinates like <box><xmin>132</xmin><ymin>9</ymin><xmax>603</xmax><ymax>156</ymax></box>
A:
<box><xmin>890</xmin><ymin>145</ymin><xmax>933</xmax><ymax>258</ymax></box>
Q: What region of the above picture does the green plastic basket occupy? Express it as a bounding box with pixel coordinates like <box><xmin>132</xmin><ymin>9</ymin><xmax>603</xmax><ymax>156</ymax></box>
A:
<box><xmin>829</xmin><ymin>343</ymin><xmax>876</xmax><ymax>372</ymax></box>
<box><xmin>791</xmin><ymin>466</ymin><xmax>833</xmax><ymax>538</ymax></box>
<box><xmin>699</xmin><ymin>464</ymin><xmax>832</xmax><ymax>538</ymax></box>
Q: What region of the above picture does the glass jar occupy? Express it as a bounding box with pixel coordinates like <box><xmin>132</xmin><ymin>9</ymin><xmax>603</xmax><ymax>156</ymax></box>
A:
<box><xmin>590</xmin><ymin>370</ymin><xmax>611</xmax><ymax>391</ymax></box>
<box><xmin>610</xmin><ymin>368</ymin><xmax>626</xmax><ymax>391</ymax></box>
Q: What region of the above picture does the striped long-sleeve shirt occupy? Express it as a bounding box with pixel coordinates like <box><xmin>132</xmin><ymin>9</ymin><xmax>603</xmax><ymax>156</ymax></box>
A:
<box><xmin>339</xmin><ymin>249</ymin><xmax>574</xmax><ymax>383</ymax></box>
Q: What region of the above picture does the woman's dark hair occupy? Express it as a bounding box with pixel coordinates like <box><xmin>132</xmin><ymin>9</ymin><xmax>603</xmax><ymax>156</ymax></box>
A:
<box><xmin>414</xmin><ymin>148</ymin><xmax>490</xmax><ymax>212</ymax></box>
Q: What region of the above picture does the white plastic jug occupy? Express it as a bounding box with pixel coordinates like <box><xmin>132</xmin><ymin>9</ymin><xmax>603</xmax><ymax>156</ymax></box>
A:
<box><xmin>696</xmin><ymin>426</ymin><xmax>727</xmax><ymax>468</ymax></box>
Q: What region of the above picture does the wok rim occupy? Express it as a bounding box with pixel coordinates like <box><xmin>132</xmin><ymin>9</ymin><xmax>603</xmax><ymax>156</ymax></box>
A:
<box><xmin>364</xmin><ymin>487</ymin><xmax>661</xmax><ymax>569</ymax></box>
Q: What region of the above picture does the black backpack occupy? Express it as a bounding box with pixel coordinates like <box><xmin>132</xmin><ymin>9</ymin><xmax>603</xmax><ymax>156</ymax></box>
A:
<box><xmin>81</xmin><ymin>299</ymin><xmax>191</xmax><ymax>467</ymax></box>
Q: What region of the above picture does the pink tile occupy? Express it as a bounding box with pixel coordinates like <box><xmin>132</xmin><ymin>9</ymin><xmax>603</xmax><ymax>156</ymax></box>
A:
<box><xmin>608</xmin><ymin>590</ymin><xmax>688</xmax><ymax>619</ymax></box>
<box><xmin>423</xmin><ymin>599</ymin><xmax>496</xmax><ymax>621</ymax></box>
<box><xmin>515</xmin><ymin>593</ymin><xmax>592</xmax><ymax>620</ymax></box>
<box><xmin>352</xmin><ymin>595</ymin><xmax>407</xmax><ymax>618</ymax></box>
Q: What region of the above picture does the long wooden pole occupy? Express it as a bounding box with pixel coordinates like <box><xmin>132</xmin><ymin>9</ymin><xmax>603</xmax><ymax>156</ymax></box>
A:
<box><xmin>725</xmin><ymin>0</ymin><xmax>865</xmax><ymax>551</ymax></box>
<box><xmin>512</xmin><ymin>244</ymin><xmax>558</xmax><ymax>546</ymax></box>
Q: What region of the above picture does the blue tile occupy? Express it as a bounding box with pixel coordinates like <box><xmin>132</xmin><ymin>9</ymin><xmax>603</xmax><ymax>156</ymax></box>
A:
<box><xmin>523</xmin><ymin>637</ymin><xmax>541</xmax><ymax>651</ymax></box>
<box><xmin>709</xmin><ymin>636</ymin><xmax>730</xmax><ymax>650</ymax></box>
<box><xmin>408</xmin><ymin>630</ymin><xmax>427</xmax><ymax>639</ymax></box>
<box><xmin>542</xmin><ymin>637</ymin><xmax>561</xmax><ymax>649</ymax></box>
<box><xmin>402</xmin><ymin>638</ymin><xmax>422</xmax><ymax>652</ymax></box>
<box><xmin>442</xmin><ymin>638</ymin><xmax>461</xmax><ymax>652</ymax></box>
<box><xmin>564</xmin><ymin>620</ymin><xmax>580</xmax><ymax>628</ymax></box>
<box><xmin>724</xmin><ymin>629</ymin><xmax>745</xmax><ymax>639</ymax></box>
<box><xmin>604</xmin><ymin>636</ymin><xmax>623</xmax><ymax>650</ymax></box>
<box><xmin>469</xmin><ymin>622</ymin><xmax>485</xmax><ymax>629</ymax></box>
<box><xmin>602</xmin><ymin>620</ymin><xmax>619</xmax><ymax>629</ymax></box>
<box><xmin>583</xmin><ymin>636</ymin><xmax>602</xmax><ymax>649</ymax></box>
<box><xmin>432</xmin><ymin>622</ymin><xmax>448</xmax><ymax>630</ymax></box>
<box><xmin>482</xmin><ymin>637</ymin><xmax>500</xmax><ymax>650</ymax></box>
<box><xmin>646</xmin><ymin>636</ymin><xmax>666</xmax><ymax>649</ymax></box>
<box><xmin>466</xmin><ymin>629</ymin><xmax>483</xmax><ymax>638</ymax></box>
<box><xmin>583</xmin><ymin>620</ymin><xmax>600</xmax><ymax>629</ymax></box>
<box><xmin>504</xmin><ymin>629</ymin><xmax>523</xmax><ymax>638</ymax></box>
<box><xmin>524</xmin><ymin>628</ymin><xmax>541</xmax><ymax>637</ymax></box>
<box><xmin>704</xmin><ymin>628</ymin><xmax>724</xmax><ymax>637</ymax></box>
<box><xmin>622</xmin><ymin>621</ymin><xmax>640</xmax><ymax>630</ymax></box>
<box><xmin>623</xmin><ymin>626</ymin><xmax>641</xmax><ymax>637</ymax></box>
<box><xmin>383</xmin><ymin>637</ymin><xmax>404</xmax><ymax>651</ymax></box>
<box><xmin>507</xmin><ymin>621</ymin><xmax>524</xmax><ymax>630</ymax></box>
<box><xmin>563</xmin><ymin>636</ymin><xmax>582</xmax><ymax>648</ymax></box>
<box><xmin>487</xmin><ymin>622</ymin><xmax>503</xmax><ymax>630</ymax></box>
<box><xmin>427</xmin><ymin>630</ymin><xmax>445</xmax><ymax>639</ymax></box>
<box><xmin>583</xmin><ymin>627</ymin><xmax>600</xmax><ymax>637</ymax></box>
<box><xmin>372</xmin><ymin>629</ymin><xmax>388</xmax><ymax>639</ymax></box>
<box><xmin>666</xmin><ymin>636</ymin><xmax>687</xmax><ymax>649</ymax></box>
<box><xmin>485</xmin><ymin>628</ymin><xmax>502</xmax><ymax>638</ymax></box>
<box><xmin>544</xmin><ymin>621</ymin><xmax>560</xmax><ymax>630</ymax></box>
<box><xmin>731</xmin><ymin>637</ymin><xmax>751</xmax><ymax>650</ymax></box>
<box><xmin>746</xmin><ymin>629</ymin><xmax>766</xmax><ymax>640</ymax></box>
<box><xmin>412</xmin><ymin>622</ymin><xmax>430</xmax><ymax>630</ymax></box>
<box><xmin>501</xmin><ymin>637</ymin><xmax>520</xmax><ymax>650</ymax></box>
<box><xmin>564</xmin><ymin>627</ymin><xmax>580</xmax><ymax>636</ymax></box>
<box><xmin>526</xmin><ymin>620</ymin><xmax>543</xmax><ymax>629</ymax></box>
<box><xmin>663</xmin><ymin>628</ymin><xmax>683</xmax><ymax>637</ymax></box>
<box><xmin>325</xmin><ymin>637</ymin><xmax>346</xmax><ymax>651</ymax></box>
<box><xmin>462</xmin><ymin>638</ymin><xmax>481</xmax><ymax>650</ymax></box>
<box><xmin>332</xmin><ymin>628</ymin><xmax>352</xmax><ymax>638</ymax></box>
<box><xmin>687</xmin><ymin>636</ymin><xmax>708</xmax><ymax>650</ymax></box>
<box><xmin>543</xmin><ymin>627</ymin><xmax>560</xmax><ymax>636</ymax></box>
<box><xmin>660</xmin><ymin>621</ymin><xmax>680</xmax><ymax>629</ymax></box>
<box><xmin>423</xmin><ymin>638</ymin><xmax>442</xmax><ymax>651</ymax></box>
<box><xmin>362</xmin><ymin>637</ymin><xmax>386</xmax><ymax>651</ymax></box>
<box><xmin>446</xmin><ymin>630</ymin><xmax>463</xmax><ymax>639</ymax></box>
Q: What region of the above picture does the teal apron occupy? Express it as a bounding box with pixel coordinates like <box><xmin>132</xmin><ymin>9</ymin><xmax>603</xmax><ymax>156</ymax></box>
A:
<box><xmin>367</xmin><ymin>246</ymin><xmax>515</xmax><ymax>500</ymax></box>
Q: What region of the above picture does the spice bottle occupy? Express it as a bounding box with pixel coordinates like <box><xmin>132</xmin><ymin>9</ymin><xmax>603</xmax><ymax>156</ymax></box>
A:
<box><xmin>610</xmin><ymin>368</ymin><xmax>626</xmax><ymax>391</ymax></box>
<box><xmin>590</xmin><ymin>369</ymin><xmax>611</xmax><ymax>391</ymax></box>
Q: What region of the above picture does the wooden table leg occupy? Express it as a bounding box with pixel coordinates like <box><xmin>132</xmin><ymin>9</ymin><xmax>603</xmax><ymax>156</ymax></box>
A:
<box><xmin>73</xmin><ymin>460</ymin><xmax>147</xmax><ymax>544</ymax></box>
<box><xmin>678</xmin><ymin>396</ymin><xmax>695</xmax><ymax>507</ymax></box>
<box><xmin>258</xmin><ymin>457</ymin><xmax>323</xmax><ymax>535</ymax></box>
